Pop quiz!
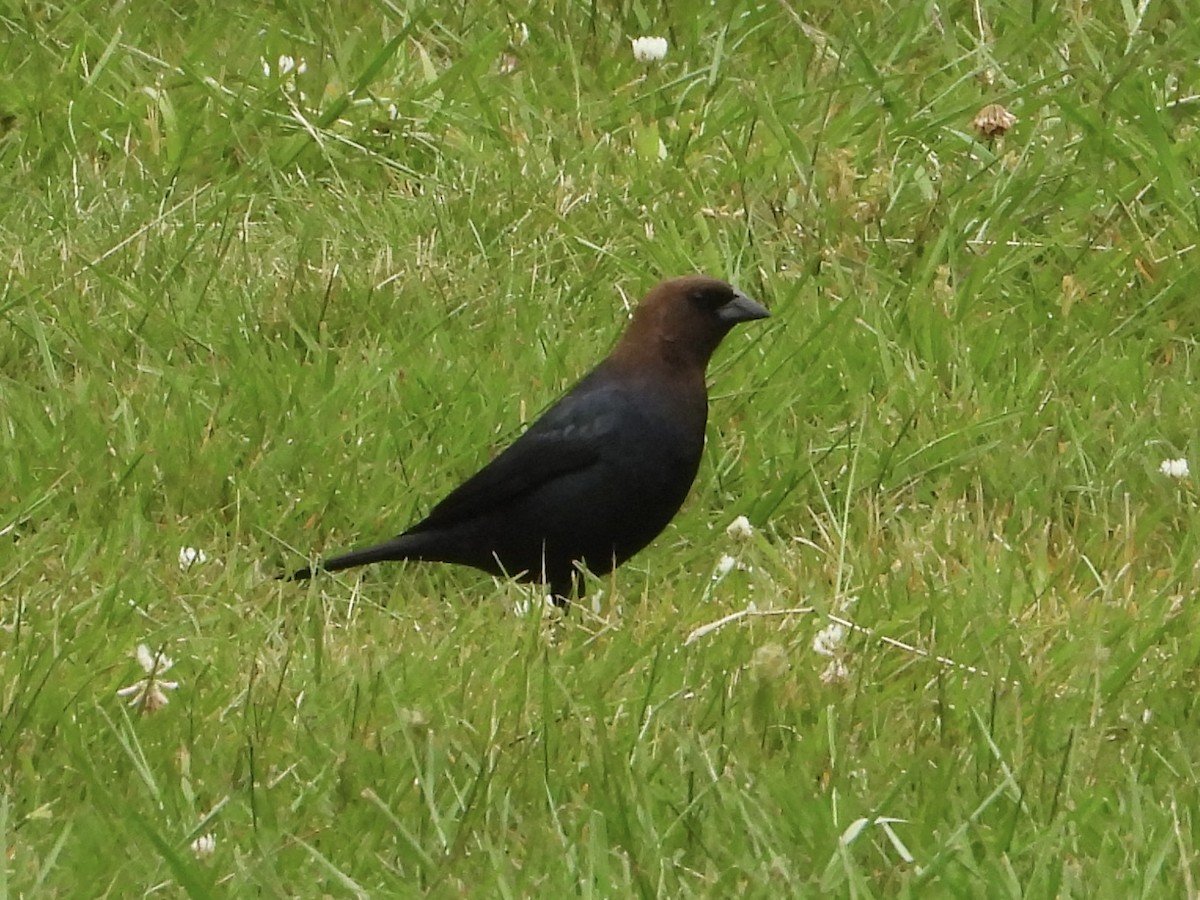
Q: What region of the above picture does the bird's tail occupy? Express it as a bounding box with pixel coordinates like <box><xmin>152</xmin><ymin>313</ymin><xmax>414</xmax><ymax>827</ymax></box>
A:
<box><xmin>286</xmin><ymin>534</ymin><xmax>432</xmax><ymax>581</ymax></box>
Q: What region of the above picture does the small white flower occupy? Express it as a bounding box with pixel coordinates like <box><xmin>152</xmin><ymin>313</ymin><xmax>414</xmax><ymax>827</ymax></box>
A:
<box><xmin>631</xmin><ymin>36</ymin><xmax>668</xmax><ymax>63</ymax></box>
<box><xmin>191</xmin><ymin>834</ymin><xmax>217</xmax><ymax>858</ymax></box>
<box><xmin>726</xmin><ymin>515</ymin><xmax>754</xmax><ymax>541</ymax></box>
<box><xmin>971</xmin><ymin>103</ymin><xmax>1018</xmax><ymax>138</ymax></box>
<box><xmin>1160</xmin><ymin>458</ymin><xmax>1189</xmax><ymax>478</ymax></box>
<box><xmin>116</xmin><ymin>644</ymin><xmax>180</xmax><ymax>713</ymax></box>
<box><xmin>266</xmin><ymin>55</ymin><xmax>306</xmax><ymax>80</ymax></box>
<box><xmin>713</xmin><ymin>553</ymin><xmax>737</xmax><ymax>579</ymax></box>
<box><xmin>814</xmin><ymin>617</ymin><xmax>852</xmax><ymax>683</ymax></box>
<box><xmin>136</xmin><ymin>643</ymin><xmax>173</xmax><ymax>673</ymax></box>
<box><xmin>820</xmin><ymin>657</ymin><xmax>850</xmax><ymax>684</ymax></box>
<box><xmin>812</xmin><ymin>622</ymin><xmax>846</xmax><ymax>657</ymax></box>
<box><xmin>512</xmin><ymin>22</ymin><xmax>529</xmax><ymax>46</ymax></box>
<box><xmin>179</xmin><ymin>547</ymin><xmax>208</xmax><ymax>570</ymax></box>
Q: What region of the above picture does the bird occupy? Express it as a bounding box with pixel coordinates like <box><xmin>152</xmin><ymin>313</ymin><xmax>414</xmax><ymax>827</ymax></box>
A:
<box><xmin>288</xmin><ymin>274</ymin><xmax>769</xmax><ymax>604</ymax></box>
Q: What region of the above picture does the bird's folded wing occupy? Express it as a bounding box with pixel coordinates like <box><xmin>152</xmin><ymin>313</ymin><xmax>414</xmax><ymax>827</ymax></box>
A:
<box><xmin>412</xmin><ymin>389</ymin><xmax>620</xmax><ymax>531</ymax></box>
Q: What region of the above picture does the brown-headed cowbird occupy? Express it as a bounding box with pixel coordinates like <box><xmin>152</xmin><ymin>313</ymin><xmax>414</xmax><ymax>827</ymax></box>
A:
<box><xmin>289</xmin><ymin>275</ymin><xmax>768</xmax><ymax>602</ymax></box>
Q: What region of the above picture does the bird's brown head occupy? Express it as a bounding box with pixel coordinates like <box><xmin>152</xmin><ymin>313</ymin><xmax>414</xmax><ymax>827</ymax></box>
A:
<box><xmin>611</xmin><ymin>275</ymin><xmax>770</xmax><ymax>373</ymax></box>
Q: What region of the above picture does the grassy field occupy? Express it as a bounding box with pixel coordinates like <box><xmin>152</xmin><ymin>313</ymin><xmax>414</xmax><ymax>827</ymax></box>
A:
<box><xmin>3</xmin><ymin>0</ymin><xmax>1199</xmax><ymax>895</ymax></box>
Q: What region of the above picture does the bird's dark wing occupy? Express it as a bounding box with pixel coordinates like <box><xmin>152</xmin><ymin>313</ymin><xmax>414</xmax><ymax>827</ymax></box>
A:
<box><xmin>411</xmin><ymin>376</ymin><xmax>621</xmax><ymax>532</ymax></box>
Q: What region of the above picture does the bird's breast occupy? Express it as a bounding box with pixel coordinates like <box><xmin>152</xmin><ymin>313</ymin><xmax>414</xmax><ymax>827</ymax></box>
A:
<box><xmin>602</xmin><ymin>388</ymin><xmax>705</xmax><ymax>489</ymax></box>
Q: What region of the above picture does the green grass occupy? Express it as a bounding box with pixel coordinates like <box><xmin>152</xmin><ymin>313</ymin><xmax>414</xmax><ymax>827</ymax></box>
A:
<box><xmin>3</xmin><ymin>0</ymin><xmax>1199</xmax><ymax>895</ymax></box>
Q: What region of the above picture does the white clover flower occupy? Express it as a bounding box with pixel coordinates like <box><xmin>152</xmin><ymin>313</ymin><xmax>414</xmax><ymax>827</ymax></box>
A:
<box><xmin>713</xmin><ymin>553</ymin><xmax>737</xmax><ymax>579</ymax></box>
<box><xmin>116</xmin><ymin>644</ymin><xmax>180</xmax><ymax>713</ymax></box>
<box><xmin>814</xmin><ymin>615</ymin><xmax>853</xmax><ymax>683</ymax></box>
<box><xmin>812</xmin><ymin>622</ymin><xmax>846</xmax><ymax>657</ymax></box>
<box><xmin>726</xmin><ymin>515</ymin><xmax>754</xmax><ymax>541</ymax></box>
<box><xmin>140</xmin><ymin>643</ymin><xmax>170</xmax><ymax>670</ymax></box>
<box><xmin>631</xmin><ymin>36</ymin><xmax>668</xmax><ymax>63</ymax></box>
<box><xmin>820</xmin><ymin>657</ymin><xmax>850</xmax><ymax>684</ymax></box>
<box><xmin>191</xmin><ymin>834</ymin><xmax>217</xmax><ymax>858</ymax></box>
<box><xmin>1160</xmin><ymin>458</ymin><xmax>1190</xmax><ymax>478</ymax></box>
<box><xmin>971</xmin><ymin>103</ymin><xmax>1017</xmax><ymax>138</ymax></box>
<box><xmin>179</xmin><ymin>547</ymin><xmax>208</xmax><ymax>570</ymax></box>
<box><xmin>265</xmin><ymin>55</ymin><xmax>307</xmax><ymax>79</ymax></box>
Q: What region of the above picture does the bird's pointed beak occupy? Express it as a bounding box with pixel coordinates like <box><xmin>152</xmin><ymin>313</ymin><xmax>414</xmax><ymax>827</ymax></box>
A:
<box><xmin>717</xmin><ymin>290</ymin><xmax>770</xmax><ymax>324</ymax></box>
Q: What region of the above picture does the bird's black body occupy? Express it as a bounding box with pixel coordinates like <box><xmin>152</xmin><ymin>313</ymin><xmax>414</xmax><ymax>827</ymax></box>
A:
<box><xmin>289</xmin><ymin>275</ymin><xmax>768</xmax><ymax>603</ymax></box>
